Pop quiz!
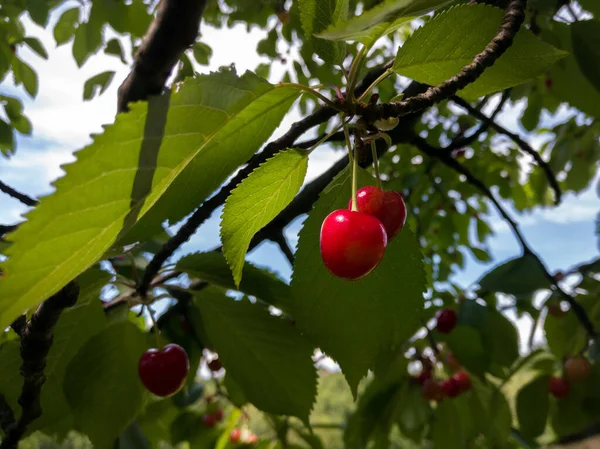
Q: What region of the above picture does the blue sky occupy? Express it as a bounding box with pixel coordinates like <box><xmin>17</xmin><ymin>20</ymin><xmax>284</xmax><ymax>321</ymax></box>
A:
<box><xmin>1</xmin><ymin>11</ymin><xmax>598</xmax><ymax>355</ymax></box>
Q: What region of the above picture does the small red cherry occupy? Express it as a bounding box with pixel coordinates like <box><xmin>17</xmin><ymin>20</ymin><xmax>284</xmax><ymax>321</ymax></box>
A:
<box><xmin>208</xmin><ymin>358</ymin><xmax>222</xmax><ymax>372</ymax></box>
<box><xmin>548</xmin><ymin>303</ymin><xmax>567</xmax><ymax>317</ymax></box>
<box><xmin>445</xmin><ymin>352</ymin><xmax>461</xmax><ymax>372</ymax></box>
<box><xmin>320</xmin><ymin>209</ymin><xmax>387</xmax><ymax>280</ymax></box>
<box><xmin>212</xmin><ymin>409</ymin><xmax>224</xmax><ymax>421</ymax></box>
<box><xmin>564</xmin><ymin>357</ymin><xmax>591</xmax><ymax>382</ymax></box>
<box><xmin>202</xmin><ymin>413</ymin><xmax>217</xmax><ymax>427</ymax></box>
<box><xmin>230</xmin><ymin>429</ymin><xmax>242</xmax><ymax>443</ymax></box>
<box><xmin>440</xmin><ymin>378</ymin><xmax>460</xmax><ymax>398</ymax></box>
<box><xmin>138</xmin><ymin>344</ymin><xmax>189</xmax><ymax>397</ymax></box>
<box><xmin>548</xmin><ymin>376</ymin><xmax>570</xmax><ymax>398</ymax></box>
<box><xmin>452</xmin><ymin>371</ymin><xmax>471</xmax><ymax>392</ymax></box>
<box><xmin>422</xmin><ymin>378</ymin><xmax>443</xmax><ymax>401</ymax></box>
<box><xmin>436</xmin><ymin>309</ymin><xmax>458</xmax><ymax>334</ymax></box>
<box><xmin>417</xmin><ymin>370</ymin><xmax>432</xmax><ymax>385</ymax></box>
<box><xmin>246</xmin><ymin>434</ymin><xmax>258</xmax><ymax>444</ymax></box>
<box><xmin>350</xmin><ymin>186</ymin><xmax>407</xmax><ymax>240</ymax></box>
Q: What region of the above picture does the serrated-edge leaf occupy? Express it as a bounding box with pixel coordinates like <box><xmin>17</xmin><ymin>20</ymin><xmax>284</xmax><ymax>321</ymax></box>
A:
<box><xmin>0</xmin><ymin>70</ymin><xmax>299</xmax><ymax>331</ymax></box>
<box><xmin>53</xmin><ymin>7</ymin><xmax>79</xmax><ymax>45</ymax></box>
<box><xmin>176</xmin><ymin>251</ymin><xmax>291</xmax><ymax>309</ymax></box>
<box><xmin>392</xmin><ymin>3</ymin><xmax>567</xmax><ymax>99</ymax></box>
<box><xmin>317</xmin><ymin>0</ymin><xmax>453</xmax><ymax>43</ymax></box>
<box><xmin>192</xmin><ymin>287</ymin><xmax>317</xmax><ymax>423</ymax></box>
<box><xmin>221</xmin><ymin>149</ymin><xmax>308</xmax><ymax>286</ymax></box>
<box><xmin>290</xmin><ymin>167</ymin><xmax>425</xmax><ymax>394</ymax></box>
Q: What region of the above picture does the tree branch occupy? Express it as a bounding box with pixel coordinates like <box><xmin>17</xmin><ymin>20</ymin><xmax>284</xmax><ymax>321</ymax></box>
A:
<box><xmin>0</xmin><ymin>181</ymin><xmax>37</xmax><ymax>207</ymax></box>
<box><xmin>356</xmin><ymin>0</ymin><xmax>526</xmax><ymax>122</ymax></box>
<box><xmin>270</xmin><ymin>231</ymin><xmax>295</xmax><ymax>266</ymax></box>
<box><xmin>117</xmin><ymin>0</ymin><xmax>208</xmax><ymax>112</ymax></box>
<box><xmin>409</xmin><ymin>134</ymin><xmax>596</xmax><ymax>338</ymax></box>
<box><xmin>0</xmin><ymin>282</ymin><xmax>80</xmax><ymax>449</ymax></box>
<box><xmin>452</xmin><ymin>95</ymin><xmax>562</xmax><ymax>204</ymax></box>
<box><xmin>445</xmin><ymin>89</ymin><xmax>511</xmax><ymax>152</ymax></box>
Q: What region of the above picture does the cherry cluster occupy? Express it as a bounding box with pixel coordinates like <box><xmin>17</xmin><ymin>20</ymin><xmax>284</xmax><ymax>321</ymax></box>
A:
<box><xmin>548</xmin><ymin>356</ymin><xmax>591</xmax><ymax>399</ymax></box>
<box><xmin>419</xmin><ymin>369</ymin><xmax>472</xmax><ymax>401</ymax></box>
<box><xmin>320</xmin><ymin>186</ymin><xmax>407</xmax><ymax>279</ymax></box>
<box><xmin>229</xmin><ymin>428</ymin><xmax>258</xmax><ymax>444</ymax></box>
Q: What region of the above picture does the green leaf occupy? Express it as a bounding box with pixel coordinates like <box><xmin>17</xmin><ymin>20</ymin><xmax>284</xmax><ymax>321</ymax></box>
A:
<box><xmin>430</xmin><ymin>396</ymin><xmax>473</xmax><ymax>449</ymax></box>
<box><xmin>317</xmin><ymin>0</ymin><xmax>453</xmax><ymax>44</ymax></box>
<box><xmin>191</xmin><ymin>287</ymin><xmax>317</xmax><ymax>423</ymax></box>
<box><xmin>395</xmin><ymin>382</ymin><xmax>431</xmax><ymax>437</ymax></box>
<box><xmin>176</xmin><ymin>251</ymin><xmax>291</xmax><ymax>308</ymax></box>
<box><xmin>26</xmin><ymin>0</ymin><xmax>50</xmax><ymax>26</ymax></box>
<box><xmin>0</xmin><ymin>118</ymin><xmax>14</xmax><ymax>156</ymax></box>
<box><xmin>478</xmin><ymin>254</ymin><xmax>551</xmax><ymax>296</ymax></box>
<box><xmin>12</xmin><ymin>57</ymin><xmax>38</xmax><ymax>97</ymax></box>
<box><xmin>544</xmin><ymin>309</ymin><xmax>587</xmax><ymax>359</ymax></box>
<box><xmin>392</xmin><ymin>4</ymin><xmax>567</xmax><ymax>99</ymax></box>
<box><xmin>105</xmin><ymin>38</ymin><xmax>127</xmax><ymax>64</ymax></box>
<box><xmin>31</xmin><ymin>268</ymin><xmax>110</xmax><ymax>436</ymax></box>
<box><xmin>192</xmin><ymin>42</ymin><xmax>213</xmax><ymax>66</ymax></box>
<box><xmin>72</xmin><ymin>7</ymin><xmax>104</xmax><ymax>68</ymax></box>
<box><xmin>83</xmin><ymin>71</ymin><xmax>116</xmax><ymax>101</ymax></box>
<box><xmin>22</xmin><ymin>37</ymin><xmax>48</xmax><ymax>59</ymax></box>
<box><xmin>222</xmin><ymin>149</ymin><xmax>308</xmax><ymax>286</ymax></box>
<box><xmin>482</xmin><ymin>309</ymin><xmax>519</xmax><ymax>373</ymax></box>
<box><xmin>127</xmin><ymin>0</ymin><xmax>153</xmax><ymax>38</ymax></box>
<box><xmin>54</xmin><ymin>7</ymin><xmax>80</xmax><ymax>45</ymax></box>
<box><xmin>64</xmin><ymin>321</ymin><xmax>147</xmax><ymax>449</ymax></box>
<box><xmin>436</xmin><ymin>325</ymin><xmax>489</xmax><ymax>375</ymax></box>
<box><xmin>291</xmin><ymin>167</ymin><xmax>425</xmax><ymax>393</ymax></box>
<box><xmin>571</xmin><ymin>20</ymin><xmax>600</xmax><ymax>94</ymax></box>
<box><xmin>579</xmin><ymin>0</ymin><xmax>600</xmax><ymax>16</ymax></box>
<box><xmin>0</xmin><ymin>70</ymin><xmax>299</xmax><ymax>331</ymax></box>
<box><xmin>516</xmin><ymin>375</ymin><xmax>549</xmax><ymax>438</ymax></box>
<box><xmin>469</xmin><ymin>378</ymin><xmax>512</xmax><ymax>444</ymax></box>
<box><xmin>299</xmin><ymin>0</ymin><xmax>349</xmax><ymax>63</ymax></box>
<box><xmin>542</xmin><ymin>23</ymin><xmax>600</xmax><ymax>118</ymax></box>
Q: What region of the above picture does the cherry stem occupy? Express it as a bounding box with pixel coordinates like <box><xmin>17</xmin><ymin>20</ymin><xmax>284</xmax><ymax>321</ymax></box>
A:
<box><xmin>342</xmin><ymin>120</ymin><xmax>358</xmax><ymax>211</ymax></box>
<box><xmin>370</xmin><ymin>141</ymin><xmax>382</xmax><ymax>189</ymax></box>
<box><xmin>346</xmin><ymin>45</ymin><xmax>368</xmax><ymax>102</ymax></box>
<box><xmin>306</xmin><ymin>117</ymin><xmax>348</xmax><ymax>153</ymax></box>
<box><xmin>146</xmin><ymin>305</ymin><xmax>164</xmax><ymax>350</ymax></box>
<box><xmin>357</xmin><ymin>69</ymin><xmax>392</xmax><ymax>103</ymax></box>
<box><xmin>278</xmin><ymin>83</ymin><xmax>343</xmax><ymax>111</ymax></box>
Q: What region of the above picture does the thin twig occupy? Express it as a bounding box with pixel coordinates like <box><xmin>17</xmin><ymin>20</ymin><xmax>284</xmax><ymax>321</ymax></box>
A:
<box><xmin>0</xmin><ymin>181</ymin><xmax>37</xmax><ymax>207</ymax></box>
<box><xmin>0</xmin><ymin>282</ymin><xmax>80</xmax><ymax>449</ymax></box>
<box><xmin>452</xmin><ymin>95</ymin><xmax>562</xmax><ymax>204</ymax></box>
<box><xmin>356</xmin><ymin>0</ymin><xmax>526</xmax><ymax>121</ymax></box>
<box><xmin>445</xmin><ymin>89</ymin><xmax>511</xmax><ymax>152</ymax></box>
<box><xmin>270</xmin><ymin>231</ymin><xmax>295</xmax><ymax>266</ymax></box>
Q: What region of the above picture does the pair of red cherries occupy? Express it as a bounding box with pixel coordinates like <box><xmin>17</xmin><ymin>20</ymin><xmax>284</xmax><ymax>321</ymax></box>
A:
<box><xmin>320</xmin><ymin>186</ymin><xmax>407</xmax><ymax>280</ymax></box>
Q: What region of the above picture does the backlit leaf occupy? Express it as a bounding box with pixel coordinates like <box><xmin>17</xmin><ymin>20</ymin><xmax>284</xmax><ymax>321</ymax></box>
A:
<box><xmin>516</xmin><ymin>375</ymin><xmax>549</xmax><ymax>438</ymax></box>
<box><xmin>222</xmin><ymin>149</ymin><xmax>308</xmax><ymax>286</ymax></box>
<box><xmin>478</xmin><ymin>254</ymin><xmax>551</xmax><ymax>296</ymax></box>
<box><xmin>392</xmin><ymin>4</ymin><xmax>567</xmax><ymax>99</ymax></box>
<box><xmin>571</xmin><ymin>20</ymin><xmax>600</xmax><ymax>94</ymax></box>
<box><xmin>299</xmin><ymin>0</ymin><xmax>348</xmax><ymax>63</ymax></box>
<box><xmin>0</xmin><ymin>70</ymin><xmax>299</xmax><ymax>331</ymax></box>
<box><xmin>83</xmin><ymin>71</ymin><xmax>115</xmax><ymax>101</ymax></box>
<box><xmin>53</xmin><ymin>7</ymin><xmax>79</xmax><ymax>45</ymax></box>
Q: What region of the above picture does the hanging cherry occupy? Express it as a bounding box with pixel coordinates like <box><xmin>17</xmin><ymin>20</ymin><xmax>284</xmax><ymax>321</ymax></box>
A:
<box><xmin>138</xmin><ymin>344</ymin><xmax>190</xmax><ymax>397</ymax></box>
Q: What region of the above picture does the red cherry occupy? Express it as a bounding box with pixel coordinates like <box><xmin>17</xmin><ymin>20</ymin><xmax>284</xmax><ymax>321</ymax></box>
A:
<box><xmin>246</xmin><ymin>434</ymin><xmax>258</xmax><ymax>444</ymax></box>
<box><xmin>548</xmin><ymin>303</ymin><xmax>567</xmax><ymax>317</ymax></box>
<box><xmin>436</xmin><ymin>309</ymin><xmax>458</xmax><ymax>334</ymax></box>
<box><xmin>138</xmin><ymin>344</ymin><xmax>189</xmax><ymax>397</ymax></box>
<box><xmin>445</xmin><ymin>352</ymin><xmax>461</xmax><ymax>372</ymax></box>
<box><xmin>422</xmin><ymin>378</ymin><xmax>443</xmax><ymax>401</ymax></box>
<box><xmin>350</xmin><ymin>186</ymin><xmax>407</xmax><ymax>240</ymax></box>
<box><xmin>440</xmin><ymin>378</ymin><xmax>460</xmax><ymax>398</ymax></box>
<box><xmin>548</xmin><ymin>376</ymin><xmax>570</xmax><ymax>398</ymax></box>
<box><xmin>202</xmin><ymin>413</ymin><xmax>217</xmax><ymax>427</ymax></box>
<box><xmin>564</xmin><ymin>357</ymin><xmax>591</xmax><ymax>382</ymax></box>
<box><xmin>212</xmin><ymin>409</ymin><xmax>224</xmax><ymax>421</ymax></box>
<box><xmin>452</xmin><ymin>371</ymin><xmax>471</xmax><ymax>392</ymax></box>
<box><xmin>208</xmin><ymin>358</ymin><xmax>222</xmax><ymax>372</ymax></box>
<box><xmin>230</xmin><ymin>429</ymin><xmax>241</xmax><ymax>443</ymax></box>
<box><xmin>417</xmin><ymin>370</ymin><xmax>432</xmax><ymax>385</ymax></box>
<box><xmin>320</xmin><ymin>209</ymin><xmax>387</xmax><ymax>280</ymax></box>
